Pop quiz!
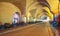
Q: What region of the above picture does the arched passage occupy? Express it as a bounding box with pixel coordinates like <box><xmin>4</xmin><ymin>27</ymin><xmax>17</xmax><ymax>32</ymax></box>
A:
<box><xmin>0</xmin><ymin>2</ymin><xmax>21</xmax><ymax>24</ymax></box>
<box><xmin>26</xmin><ymin>1</ymin><xmax>51</xmax><ymax>22</ymax></box>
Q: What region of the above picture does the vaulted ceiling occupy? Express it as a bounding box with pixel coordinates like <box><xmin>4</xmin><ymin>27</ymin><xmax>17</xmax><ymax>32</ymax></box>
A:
<box><xmin>26</xmin><ymin>0</ymin><xmax>59</xmax><ymax>21</ymax></box>
<box><xmin>0</xmin><ymin>0</ymin><xmax>59</xmax><ymax>15</ymax></box>
<box><xmin>0</xmin><ymin>0</ymin><xmax>26</xmax><ymax>15</ymax></box>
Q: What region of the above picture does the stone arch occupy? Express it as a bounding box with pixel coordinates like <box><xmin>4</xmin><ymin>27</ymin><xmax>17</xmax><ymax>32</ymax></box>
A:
<box><xmin>0</xmin><ymin>0</ymin><xmax>26</xmax><ymax>15</ymax></box>
<box><xmin>0</xmin><ymin>2</ymin><xmax>21</xmax><ymax>24</ymax></box>
<box><xmin>26</xmin><ymin>1</ymin><xmax>45</xmax><ymax>21</ymax></box>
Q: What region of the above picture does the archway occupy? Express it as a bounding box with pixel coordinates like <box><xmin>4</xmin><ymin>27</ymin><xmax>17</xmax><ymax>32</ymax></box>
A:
<box><xmin>26</xmin><ymin>1</ymin><xmax>50</xmax><ymax>22</ymax></box>
<box><xmin>0</xmin><ymin>2</ymin><xmax>21</xmax><ymax>24</ymax></box>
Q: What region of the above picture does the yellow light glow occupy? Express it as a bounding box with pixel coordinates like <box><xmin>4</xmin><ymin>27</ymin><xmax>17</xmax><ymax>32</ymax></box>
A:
<box><xmin>0</xmin><ymin>2</ymin><xmax>21</xmax><ymax>24</ymax></box>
